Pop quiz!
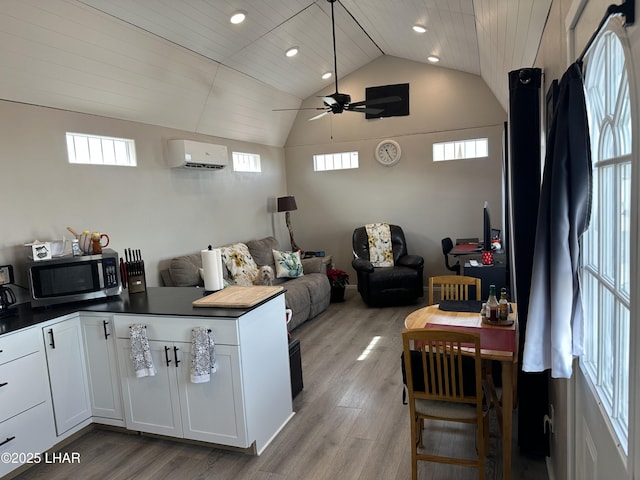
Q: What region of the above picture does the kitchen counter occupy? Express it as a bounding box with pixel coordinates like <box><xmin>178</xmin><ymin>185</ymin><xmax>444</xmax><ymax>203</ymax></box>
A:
<box><xmin>0</xmin><ymin>287</ymin><xmax>283</xmax><ymax>336</ymax></box>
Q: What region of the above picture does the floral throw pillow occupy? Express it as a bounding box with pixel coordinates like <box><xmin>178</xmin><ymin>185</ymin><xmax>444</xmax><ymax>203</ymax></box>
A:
<box><xmin>272</xmin><ymin>249</ymin><xmax>304</xmax><ymax>278</ymax></box>
<box><xmin>220</xmin><ymin>243</ymin><xmax>258</xmax><ymax>286</ymax></box>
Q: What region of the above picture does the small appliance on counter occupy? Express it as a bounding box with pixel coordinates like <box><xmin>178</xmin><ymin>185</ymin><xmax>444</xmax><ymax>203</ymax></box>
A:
<box><xmin>26</xmin><ymin>249</ymin><xmax>122</xmax><ymax>308</ymax></box>
<box><xmin>0</xmin><ymin>265</ymin><xmax>17</xmax><ymax>316</ymax></box>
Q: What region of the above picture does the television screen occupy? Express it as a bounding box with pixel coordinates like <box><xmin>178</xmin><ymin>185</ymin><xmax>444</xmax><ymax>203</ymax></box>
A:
<box><xmin>365</xmin><ymin>83</ymin><xmax>409</xmax><ymax>119</ymax></box>
<box><xmin>483</xmin><ymin>201</ymin><xmax>491</xmax><ymax>251</ymax></box>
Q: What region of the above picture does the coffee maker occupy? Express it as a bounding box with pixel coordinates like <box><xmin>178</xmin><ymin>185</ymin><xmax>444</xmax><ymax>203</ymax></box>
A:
<box><xmin>0</xmin><ymin>265</ymin><xmax>17</xmax><ymax>316</ymax></box>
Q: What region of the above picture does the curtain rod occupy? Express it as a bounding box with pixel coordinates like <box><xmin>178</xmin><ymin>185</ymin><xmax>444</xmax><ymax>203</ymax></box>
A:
<box><xmin>576</xmin><ymin>0</ymin><xmax>635</xmax><ymax>64</ymax></box>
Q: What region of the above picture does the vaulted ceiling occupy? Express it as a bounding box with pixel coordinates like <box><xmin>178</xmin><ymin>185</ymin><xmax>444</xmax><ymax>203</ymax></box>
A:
<box><xmin>0</xmin><ymin>0</ymin><xmax>551</xmax><ymax>147</ymax></box>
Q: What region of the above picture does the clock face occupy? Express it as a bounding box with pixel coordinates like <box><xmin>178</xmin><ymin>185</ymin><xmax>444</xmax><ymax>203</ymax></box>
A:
<box><xmin>375</xmin><ymin>140</ymin><xmax>401</xmax><ymax>166</ymax></box>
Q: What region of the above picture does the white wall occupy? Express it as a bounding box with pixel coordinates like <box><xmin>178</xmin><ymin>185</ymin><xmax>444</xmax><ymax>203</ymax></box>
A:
<box><xmin>284</xmin><ymin>56</ymin><xmax>507</xmax><ymax>280</ymax></box>
<box><xmin>0</xmin><ymin>100</ymin><xmax>288</xmax><ymax>300</ymax></box>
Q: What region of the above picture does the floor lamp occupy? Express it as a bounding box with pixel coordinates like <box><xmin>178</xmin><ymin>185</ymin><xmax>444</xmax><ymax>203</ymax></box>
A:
<box><xmin>277</xmin><ymin>196</ymin><xmax>301</xmax><ymax>252</ymax></box>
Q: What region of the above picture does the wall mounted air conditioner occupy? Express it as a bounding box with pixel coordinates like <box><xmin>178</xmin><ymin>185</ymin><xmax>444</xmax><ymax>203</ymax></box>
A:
<box><xmin>167</xmin><ymin>139</ymin><xmax>229</xmax><ymax>170</ymax></box>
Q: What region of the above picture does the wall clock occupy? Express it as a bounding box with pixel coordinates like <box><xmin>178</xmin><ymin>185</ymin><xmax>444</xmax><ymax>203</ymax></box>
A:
<box><xmin>375</xmin><ymin>139</ymin><xmax>401</xmax><ymax>166</ymax></box>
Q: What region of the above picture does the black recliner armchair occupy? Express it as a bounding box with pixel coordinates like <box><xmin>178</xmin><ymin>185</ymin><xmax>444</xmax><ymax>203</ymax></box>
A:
<box><xmin>352</xmin><ymin>225</ymin><xmax>424</xmax><ymax>307</ymax></box>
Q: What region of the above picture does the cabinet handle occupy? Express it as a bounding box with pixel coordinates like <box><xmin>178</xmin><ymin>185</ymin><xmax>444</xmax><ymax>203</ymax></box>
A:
<box><xmin>48</xmin><ymin>329</ymin><xmax>55</xmax><ymax>349</ymax></box>
<box><xmin>164</xmin><ymin>346</ymin><xmax>171</xmax><ymax>367</ymax></box>
<box><xmin>0</xmin><ymin>382</ymin><xmax>7</xmax><ymax>388</ymax></box>
<box><xmin>103</xmin><ymin>320</ymin><xmax>111</xmax><ymax>340</ymax></box>
<box><xmin>173</xmin><ymin>346</ymin><xmax>180</xmax><ymax>367</ymax></box>
<box><xmin>0</xmin><ymin>436</ymin><xmax>15</xmax><ymax>447</ymax></box>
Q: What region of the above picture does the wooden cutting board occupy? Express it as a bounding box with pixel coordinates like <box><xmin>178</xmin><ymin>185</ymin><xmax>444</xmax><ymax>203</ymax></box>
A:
<box><xmin>192</xmin><ymin>285</ymin><xmax>284</xmax><ymax>308</ymax></box>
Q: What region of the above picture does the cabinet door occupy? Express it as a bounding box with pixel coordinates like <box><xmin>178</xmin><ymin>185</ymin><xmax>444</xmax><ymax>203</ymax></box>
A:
<box><xmin>116</xmin><ymin>338</ymin><xmax>182</xmax><ymax>437</ymax></box>
<box><xmin>81</xmin><ymin>315</ymin><xmax>123</xmax><ymax>422</ymax></box>
<box><xmin>43</xmin><ymin>317</ymin><xmax>91</xmax><ymax>436</ymax></box>
<box><xmin>175</xmin><ymin>342</ymin><xmax>248</xmax><ymax>447</ymax></box>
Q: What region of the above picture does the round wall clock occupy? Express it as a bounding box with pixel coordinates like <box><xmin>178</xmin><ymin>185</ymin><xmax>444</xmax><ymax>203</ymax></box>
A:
<box><xmin>375</xmin><ymin>139</ymin><xmax>401</xmax><ymax>166</ymax></box>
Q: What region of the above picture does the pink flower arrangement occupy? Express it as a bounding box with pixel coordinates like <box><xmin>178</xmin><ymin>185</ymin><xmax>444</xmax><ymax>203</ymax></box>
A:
<box><xmin>327</xmin><ymin>268</ymin><xmax>349</xmax><ymax>288</ymax></box>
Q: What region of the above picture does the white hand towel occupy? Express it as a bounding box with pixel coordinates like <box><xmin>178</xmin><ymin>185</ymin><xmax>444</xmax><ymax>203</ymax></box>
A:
<box><xmin>190</xmin><ymin>327</ymin><xmax>217</xmax><ymax>383</ymax></box>
<box><xmin>130</xmin><ymin>324</ymin><xmax>156</xmax><ymax>378</ymax></box>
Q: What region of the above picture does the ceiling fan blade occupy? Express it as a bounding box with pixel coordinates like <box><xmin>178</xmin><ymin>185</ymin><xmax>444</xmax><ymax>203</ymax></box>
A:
<box><xmin>273</xmin><ymin>107</ymin><xmax>327</xmax><ymax>112</ymax></box>
<box><xmin>309</xmin><ymin>111</ymin><xmax>330</xmax><ymax>121</ymax></box>
<box><xmin>348</xmin><ymin>96</ymin><xmax>402</xmax><ymax>108</ymax></box>
<box><xmin>347</xmin><ymin>107</ymin><xmax>384</xmax><ymax>115</ymax></box>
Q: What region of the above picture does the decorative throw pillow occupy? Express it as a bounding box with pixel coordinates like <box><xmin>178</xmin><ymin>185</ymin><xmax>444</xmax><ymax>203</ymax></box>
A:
<box><xmin>220</xmin><ymin>243</ymin><xmax>259</xmax><ymax>286</ymax></box>
<box><xmin>272</xmin><ymin>249</ymin><xmax>304</xmax><ymax>278</ymax></box>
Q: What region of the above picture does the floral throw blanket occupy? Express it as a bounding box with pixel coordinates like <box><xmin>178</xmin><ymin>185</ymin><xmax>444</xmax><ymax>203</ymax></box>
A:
<box><xmin>365</xmin><ymin>222</ymin><xmax>394</xmax><ymax>267</ymax></box>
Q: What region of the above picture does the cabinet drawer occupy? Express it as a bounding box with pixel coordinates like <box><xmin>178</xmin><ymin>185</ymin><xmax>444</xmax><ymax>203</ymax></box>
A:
<box><xmin>0</xmin><ymin>351</ymin><xmax>49</xmax><ymax>423</ymax></box>
<box><xmin>113</xmin><ymin>315</ymin><xmax>239</xmax><ymax>345</ymax></box>
<box><xmin>0</xmin><ymin>328</ymin><xmax>41</xmax><ymax>366</ymax></box>
<box><xmin>0</xmin><ymin>402</ymin><xmax>56</xmax><ymax>478</ymax></box>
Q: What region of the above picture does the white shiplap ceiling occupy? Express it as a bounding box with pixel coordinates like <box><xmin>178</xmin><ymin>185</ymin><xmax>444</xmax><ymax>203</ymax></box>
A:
<box><xmin>0</xmin><ymin>0</ymin><xmax>551</xmax><ymax>147</ymax></box>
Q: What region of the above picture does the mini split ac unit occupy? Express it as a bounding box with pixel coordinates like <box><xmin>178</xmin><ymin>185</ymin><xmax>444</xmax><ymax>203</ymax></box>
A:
<box><xmin>167</xmin><ymin>139</ymin><xmax>229</xmax><ymax>170</ymax></box>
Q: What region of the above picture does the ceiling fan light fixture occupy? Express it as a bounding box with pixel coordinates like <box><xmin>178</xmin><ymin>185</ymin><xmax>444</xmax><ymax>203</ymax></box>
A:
<box><xmin>230</xmin><ymin>11</ymin><xmax>246</xmax><ymax>24</ymax></box>
<box><xmin>285</xmin><ymin>46</ymin><xmax>299</xmax><ymax>57</ymax></box>
<box><xmin>322</xmin><ymin>72</ymin><xmax>332</xmax><ymax>80</ymax></box>
<box><xmin>412</xmin><ymin>25</ymin><xmax>427</xmax><ymax>33</ymax></box>
<box><xmin>427</xmin><ymin>55</ymin><xmax>440</xmax><ymax>63</ymax></box>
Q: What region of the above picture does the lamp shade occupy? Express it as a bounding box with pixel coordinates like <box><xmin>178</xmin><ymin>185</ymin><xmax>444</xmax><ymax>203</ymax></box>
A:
<box><xmin>277</xmin><ymin>196</ymin><xmax>298</xmax><ymax>212</ymax></box>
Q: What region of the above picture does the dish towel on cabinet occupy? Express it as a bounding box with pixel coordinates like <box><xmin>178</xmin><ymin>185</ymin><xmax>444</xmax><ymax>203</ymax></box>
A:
<box><xmin>130</xmin><ymin>324</ymin><xmax>156</xmax><ymax>378</ymax></box>
<box><xmin>190</xmin><ymin>327</ymin><xmax>217</xmax><ymax>383</ymax></box>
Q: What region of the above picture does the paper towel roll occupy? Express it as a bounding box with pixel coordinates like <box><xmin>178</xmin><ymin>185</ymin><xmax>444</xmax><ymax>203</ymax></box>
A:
<box><xmin>201</xmin><ymin>248</ymin><xmax>224</xmax><ymax>291</ymax></box>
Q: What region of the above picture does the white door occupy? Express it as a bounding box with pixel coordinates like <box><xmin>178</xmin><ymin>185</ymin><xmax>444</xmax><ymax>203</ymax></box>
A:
<box><xmin>116</xmin><ymin>338</ymin><xmax>182</xmax><ymax>437</ymax></box>
<box><xmin>43</xmin><ymin>317</ymin><xmax>92</xmax><ymax>435</ymax></box>
<box><xmin>176</xmin><ymin>341</ymin><xmax>248</xmax><ymax>447</ymax></box>
<box><xmin>81</xmin><ymin>315</ymin><xmax>123</xmax><ymax>421</ymax></box>
<box><xmin>574</xmin><ymin>17</ymin><xmax>634</xmax><ymax>480</ymax></box>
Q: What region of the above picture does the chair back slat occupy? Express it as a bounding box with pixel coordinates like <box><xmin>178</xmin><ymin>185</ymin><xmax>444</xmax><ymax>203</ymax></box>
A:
<box><xmin>403</xmin><ymin>329</ymin><xmax>482</xmax><ymax>403</ymax></box>
<box><xmin>428</xmin><ymin>275</ymin><xmax>481</xmax><ymax>305</ymax></box>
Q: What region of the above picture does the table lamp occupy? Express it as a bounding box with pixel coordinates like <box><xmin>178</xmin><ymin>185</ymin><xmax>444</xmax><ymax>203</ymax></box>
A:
<box><xmin>277</xmin><ymin>196</ymin><xmax>301</xmax><ymax>251</ymax></box>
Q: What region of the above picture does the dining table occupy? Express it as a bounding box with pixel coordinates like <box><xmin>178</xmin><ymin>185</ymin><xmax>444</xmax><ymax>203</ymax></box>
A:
<box><xmin>403</xmin><ymin>302</ymin><xmax>519</xmax><ymax>480</ymax></box>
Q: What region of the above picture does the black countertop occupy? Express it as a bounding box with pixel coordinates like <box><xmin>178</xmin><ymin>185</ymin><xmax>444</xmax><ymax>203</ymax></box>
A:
<box><xmin>0</xmin><ymin>287</ymin><xmax>283</xmax><ymax>336</ymax></box>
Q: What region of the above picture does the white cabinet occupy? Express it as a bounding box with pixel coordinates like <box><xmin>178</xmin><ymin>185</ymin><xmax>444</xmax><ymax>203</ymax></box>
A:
<box><xmin>43</xmin><ymin>316</ymin><xmax>92</xmax><ymax>436</ymax></box>
<box><xmin>115</xmin><ymin>329</ymin><xmax>248</xmax><ymax>447</ymax></box>
<box><xmin>114</xmin><ymin>293</ymin><xmax>293</xmax><ymax>454</ymax></box>
<box><xmin>0</xmin><ymin>327</ymin><xmax>55</xmax><ymax>478</ymax></box>
<box><xmin>81</xmin><ymin>313</ymin><xmax>123</xmax><ymax>424</ymax></box>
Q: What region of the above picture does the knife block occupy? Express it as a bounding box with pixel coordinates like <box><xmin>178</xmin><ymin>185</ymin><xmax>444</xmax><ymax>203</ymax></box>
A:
<box><xmin>128</xmin><ymin>273</ymin><xmax>146</xmax><ymax>294</ymax></box>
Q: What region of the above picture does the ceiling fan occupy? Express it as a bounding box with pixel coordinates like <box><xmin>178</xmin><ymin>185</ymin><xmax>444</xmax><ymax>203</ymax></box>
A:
<box><xmin>275</xmin><ymin>0</ymin><xmax>400</xmax><ymax>121</ymax></box>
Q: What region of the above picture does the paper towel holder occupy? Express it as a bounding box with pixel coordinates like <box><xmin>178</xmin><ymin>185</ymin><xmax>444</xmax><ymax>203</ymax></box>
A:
<box><xmin>202</xmin><ymin>245</ymin><xmax>225</xmax><ymax>294</ymax></box>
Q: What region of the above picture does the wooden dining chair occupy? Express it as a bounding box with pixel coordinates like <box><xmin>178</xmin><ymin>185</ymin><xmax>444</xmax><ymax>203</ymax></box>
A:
<box><xmin>402</xmin><ymin>328</ymin><xmax>488</xmax><ymax>480</ymax></box>
<box><xmin>428</xmin><ymin>275</ymin><xmax>481</xmax><ymax>305</ymax></box>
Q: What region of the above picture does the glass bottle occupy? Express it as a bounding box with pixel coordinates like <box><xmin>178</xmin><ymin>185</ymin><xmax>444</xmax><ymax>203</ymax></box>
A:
<box><xmin>485</xmin><ymin>284</ymin><xmax>499</xmax><ymax>322</ymax></box>
<box><xmin>498</xmin><ymin>287</ymin><xmax>509</xmax><ymax>321</ymax></box>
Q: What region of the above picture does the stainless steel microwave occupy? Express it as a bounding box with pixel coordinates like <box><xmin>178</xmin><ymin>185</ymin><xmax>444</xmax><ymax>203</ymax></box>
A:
<box><xmin>27</xmin><ymin>249</ymin><xmax>122</xmax><ymax>307</ymax></box>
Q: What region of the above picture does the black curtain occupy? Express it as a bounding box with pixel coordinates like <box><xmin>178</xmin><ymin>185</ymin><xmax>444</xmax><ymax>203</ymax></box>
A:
<box><xmin>507</xmin><ymin>67</ymin><xmax>550</xmax><ymax>456</ymax></box>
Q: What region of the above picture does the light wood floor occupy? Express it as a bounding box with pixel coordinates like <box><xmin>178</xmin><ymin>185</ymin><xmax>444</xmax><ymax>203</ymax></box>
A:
<box><xmin>14</xmin><ymin>288</ymin><xmax>548</xmax><ymax>480</ymax></box>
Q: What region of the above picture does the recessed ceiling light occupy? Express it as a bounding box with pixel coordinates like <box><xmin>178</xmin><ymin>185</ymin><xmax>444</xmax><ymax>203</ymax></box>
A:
<box><xmin>322</xmin><ymin>72</ymin><xmax>332</xmax><ymax>80</ymax></box>
<box><xmin>230</xmin><ymin>11</ymin><xmax>246</xmax><ymax>24</ymax></box>
<box><xmin>412</xmin><ymin>25</ymin><xmax>427</xmax><ymax>33</ymax></box>
<box><xmin>427</xmin><ymin>55</ymin><xmax>440</xmax><ymax>63</ymax></box>
<box><xmin>285</xmin><ymin>47</ymin><xmax>299</xmax><ymax>57</ymax></box>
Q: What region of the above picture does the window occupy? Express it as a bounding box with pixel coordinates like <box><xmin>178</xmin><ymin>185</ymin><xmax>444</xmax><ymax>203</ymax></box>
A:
<box><xmin>313</xmin><ymin>151</ymin><xmax>359</xmax><ymax>171</ymax></box>
<box><xmin>232</xmin><ymin>152</ymin><xmax>261</xmax><ymax>172</ymax></box>
<box><xmin>433</xmin><ymin>138</ymin><xmax>488</xmax><ymax>162</ymax></box>
<box><xmin>582</xmin><ymin>30</ymin><xmax>632</xmax><ymax>452</ymax></box>
<box><xmin>66</xmin><ymin>133</ymin><xmax>136</xmax><ymax>166</ymax></box>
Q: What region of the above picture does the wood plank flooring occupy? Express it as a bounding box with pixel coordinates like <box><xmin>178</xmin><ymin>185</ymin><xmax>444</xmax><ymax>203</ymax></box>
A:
<box><xmin>13</xmin><ymin>288</ymin><xmax>548</xmax><ymax>480</ymax></box>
